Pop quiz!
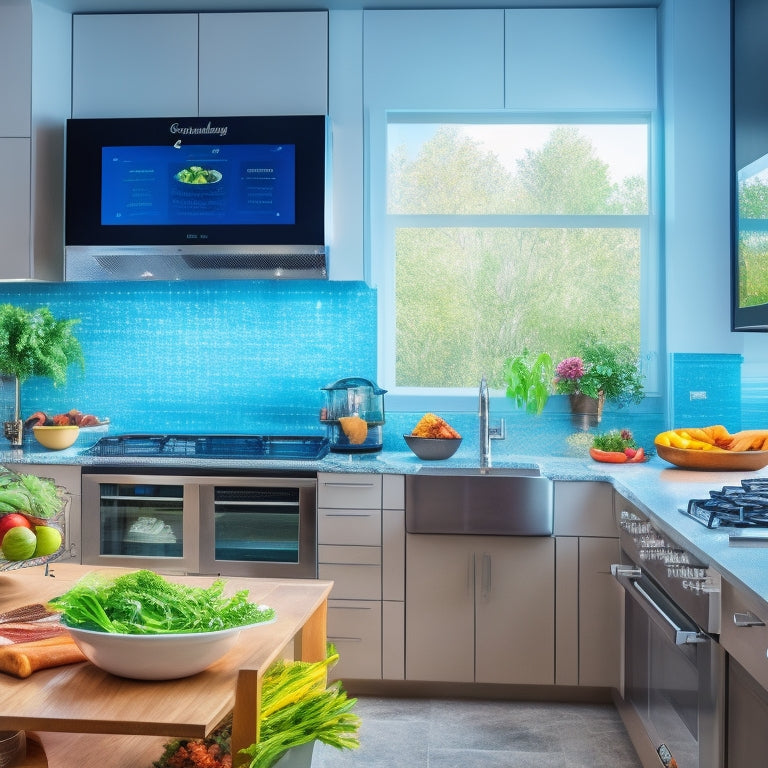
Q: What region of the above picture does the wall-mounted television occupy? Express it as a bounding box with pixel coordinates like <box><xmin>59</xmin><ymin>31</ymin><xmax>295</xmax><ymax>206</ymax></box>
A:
<box><xmin>732</xmin><ymin>0</ymin><xmax>768</xmax><ymax>330</ymax></box>
<box><xmin>65</xmin><ymin>114</ymin><xmax>329</xmax><ymax>281</ymax></box>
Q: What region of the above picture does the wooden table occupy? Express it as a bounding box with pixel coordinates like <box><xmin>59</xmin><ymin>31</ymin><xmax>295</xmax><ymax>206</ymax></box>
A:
<box><xmin>0</xmin><ymin>563</ymin><xmax>332</xmax><ymax>768</ymax></box>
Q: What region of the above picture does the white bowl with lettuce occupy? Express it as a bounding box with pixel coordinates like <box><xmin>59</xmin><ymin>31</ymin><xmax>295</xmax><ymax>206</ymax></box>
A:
<box><xmin>49</xmin><ymin>570</ymin><xmax>276</xmax><ymax>680</ymax></box>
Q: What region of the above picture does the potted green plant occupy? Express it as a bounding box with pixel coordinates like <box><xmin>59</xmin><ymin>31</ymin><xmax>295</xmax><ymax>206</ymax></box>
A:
<box><xmin>553</xmin><ymin>339</ymin><xmax>644</xmax><ymax>426</ymax></box>
<box><xmin>501</xmin><ymin>350</ymin><xmax>554</xmax><ymax>415</ymax></box>
<box><xmin>0</xmin><ymin>305</ymin><xmax>84</xmax><ymax>445</ymax></box>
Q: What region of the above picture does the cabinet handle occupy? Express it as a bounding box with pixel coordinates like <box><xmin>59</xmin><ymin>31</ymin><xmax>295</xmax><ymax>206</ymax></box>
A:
<box><xmin>322</xmin><ymin>482</ymin><xmax>375</xmax><ymax>488</ymax></box>
<box><xmin>481</xmin><ymin>552</ymin><xmax>491</xmax><ymax>600</ymax></box>
<box><xmin>467</xmin><ymin>553</ymin><xmax>475</xmax><ymax>597</ymax></box>
<box><xmin>733</xmin><ymin>611</ymin><xmax>766</xmax><ymax>627</ymax></box>
<box><xmin>322</xmin><ymin>513</ymin><xmax>373</xmax><ymax>518</ymax></box>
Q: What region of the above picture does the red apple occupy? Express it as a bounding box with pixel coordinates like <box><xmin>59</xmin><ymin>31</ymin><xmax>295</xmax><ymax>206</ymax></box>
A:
<box><xmin>0</xmin><ymin>513</ymin><xmax>34</xmax><ymax>546</ymax></box>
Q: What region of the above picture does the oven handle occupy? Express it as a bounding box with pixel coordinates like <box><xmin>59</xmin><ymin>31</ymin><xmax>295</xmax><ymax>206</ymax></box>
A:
<box><xmin>611</xmin><ymin>564</ymin><xmax>706</xmax><ymax>646</ymax></box>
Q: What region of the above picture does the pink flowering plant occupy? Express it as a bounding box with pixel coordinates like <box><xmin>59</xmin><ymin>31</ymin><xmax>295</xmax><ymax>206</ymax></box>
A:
<box><xmin>554</xmin><ymin>340</ymin><xmax>644</xmax><ymax>408</ymax></box>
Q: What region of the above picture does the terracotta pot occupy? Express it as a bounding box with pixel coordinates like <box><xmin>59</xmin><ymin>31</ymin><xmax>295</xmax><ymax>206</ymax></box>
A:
<box><xmin>569</xmin><ymin>392</ymin><xmax>605</xmax><ymax>429</ymax></box>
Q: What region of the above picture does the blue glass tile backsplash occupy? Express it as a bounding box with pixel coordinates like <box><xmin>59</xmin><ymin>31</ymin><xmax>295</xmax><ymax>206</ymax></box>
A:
<box><xmin>0</xmin><ymin>280</ymin><xmax>377</xmax><ymax>434</ymax></box>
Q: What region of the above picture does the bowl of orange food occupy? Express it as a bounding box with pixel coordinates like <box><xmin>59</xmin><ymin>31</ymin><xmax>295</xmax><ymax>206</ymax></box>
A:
<box><xmin>404</xmin><ymin>413</ymin><xmax>462</xmax><ymax>460</ymax></box>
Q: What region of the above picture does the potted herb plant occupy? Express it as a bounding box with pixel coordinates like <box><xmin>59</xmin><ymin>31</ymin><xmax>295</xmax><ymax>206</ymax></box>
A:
<box><xmin>554</xmin><ymin>339</ymin><xmax>644</xmax><ymax>426</ymax></box>
<box><xmin>501</xmin><ymin>350</ymin><xmax>554</xmax><ymax>415</ymax></box>
<box><xmin>0</xmin><ymin>305</ymin><xmax>84</xmax><ymax>445</ymax></box>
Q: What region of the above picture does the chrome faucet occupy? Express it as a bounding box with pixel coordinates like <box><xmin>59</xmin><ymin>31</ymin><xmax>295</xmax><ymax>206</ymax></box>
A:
<box><xmin>479</xmin><ymin>376</ymin><xmax>491</xmax><ymax>470</ymax></box>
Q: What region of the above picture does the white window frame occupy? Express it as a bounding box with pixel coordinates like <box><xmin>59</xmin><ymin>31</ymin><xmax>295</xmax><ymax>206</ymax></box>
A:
<box><xmin>372</xmin><ymin>110</ymin><xmax>662</xmax><ymax>413</ymax></box>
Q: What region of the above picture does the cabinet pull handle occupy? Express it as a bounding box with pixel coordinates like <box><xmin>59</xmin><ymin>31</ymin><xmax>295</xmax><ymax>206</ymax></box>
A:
<box><xmin>323</xmin><ymin>513</ymin><xmax>373</xmax><ymax>518</ymax></box>
<box><xmin>733</xmin><ymin>611</ymin><xmax>766</xmax><ymax>627</ymax></box>
<box><xmin>481</xmin><ymin>552</ymin><xmax>491</xmax><ymax>600</ymax></box>
<box><xmin>322</xmin><ymin>482</ymin><xmax>375</xmax><ymax>488</ymax></box>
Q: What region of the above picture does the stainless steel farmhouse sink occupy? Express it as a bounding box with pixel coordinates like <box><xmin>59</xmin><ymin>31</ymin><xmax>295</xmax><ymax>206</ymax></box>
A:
<box><xmin>405</xmin><ymin>473</ymin><xmax>553</xmax><ymax>536</ymax></box>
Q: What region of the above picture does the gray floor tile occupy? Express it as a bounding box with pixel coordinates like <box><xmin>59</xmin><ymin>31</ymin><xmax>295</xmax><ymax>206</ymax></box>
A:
<box><xmin>311</xmin><ymin>696</ymin><xmax>642</xmax><ymax>768</ymax></box>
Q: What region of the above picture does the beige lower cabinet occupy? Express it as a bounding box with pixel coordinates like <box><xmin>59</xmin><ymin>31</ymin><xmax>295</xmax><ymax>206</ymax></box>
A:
<box><xmin>554</xmin><ymin>481</ymin><xmax>621</xmax><ymax>688</ymax></box>
<box><xmin>24</xmin><ymin>464</ymin><xmax>82</xmax><ymax>564</ymax></box>
<box><xmin>405</xmin><ymin>533</ymin><xmax>555</xmax><ymax>684</ymax></box>
<box><xmin>317</xmin><ymin>473</ymin><xmax>404</xmax><ymax>681</ymax></box>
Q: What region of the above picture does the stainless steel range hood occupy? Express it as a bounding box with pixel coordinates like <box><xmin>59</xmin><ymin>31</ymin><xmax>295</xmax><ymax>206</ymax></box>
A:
<box><xmin>64</xmin><ymin>114</ymin><xmax>330</xmax><ymax>282</ymax></box>
<box><xmin>65</xmin><ymin>245</ymin><xmax>328</xmax><ymax>281</ymax></box>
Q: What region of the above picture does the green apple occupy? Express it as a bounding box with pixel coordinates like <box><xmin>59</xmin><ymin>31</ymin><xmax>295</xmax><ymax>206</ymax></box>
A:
<box><xmin>33</xmin><ymin>525</ymin><xmax>62</xmax><ymax>557</ymax></box>
<box><xmin>2</xmin><ymin>526</ymin><xmax>37</xmax><ymax>561</ymax></box>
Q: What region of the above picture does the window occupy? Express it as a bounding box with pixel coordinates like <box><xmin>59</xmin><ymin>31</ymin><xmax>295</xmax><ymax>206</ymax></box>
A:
<box><xmin>377</xmin><ymin>114</ymin><xmax>659</xmax><ymax>400</ymax></box>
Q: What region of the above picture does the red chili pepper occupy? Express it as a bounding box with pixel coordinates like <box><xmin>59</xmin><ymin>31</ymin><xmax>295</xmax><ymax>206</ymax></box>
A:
<box><xmin>627</xmin><ymin>446</ymin><xmax>646</xmax><ymax>463</ymax></box>
<box><xmin>589</xmin><ymin>447</ymin><xmax>628</xmax><ymax>463</ymax></box>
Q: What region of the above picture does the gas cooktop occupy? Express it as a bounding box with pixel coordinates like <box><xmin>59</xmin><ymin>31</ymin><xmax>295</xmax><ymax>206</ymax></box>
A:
<box><xmin>681</xmin><ymin>478</ymin><xmax>768</xmax><ymax>528</ymax></box>
<box><xmin>85</xmin><ymin>434</ymin><xmax>330</xmax><ymax>461</ymax></box>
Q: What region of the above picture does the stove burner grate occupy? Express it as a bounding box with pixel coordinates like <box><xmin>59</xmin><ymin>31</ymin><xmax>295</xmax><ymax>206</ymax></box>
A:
<box><xmin>85</xmin><ymin>434</ymin><xmax>330</xmax><ymax>461</ymax></box>
<box><xmin>683</xmin><ymin>478</ymin><xmax>768</xmax><ymax>528</ymax></box>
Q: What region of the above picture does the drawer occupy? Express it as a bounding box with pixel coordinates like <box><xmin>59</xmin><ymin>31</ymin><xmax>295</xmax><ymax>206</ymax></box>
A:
<box><xmin>318</xmin><ymin>507</ymin><xmax>381</xmax><ymax>545</ymax></box>
<box><xmin>721</xmin><ymin>580</ymin><xmax>768</xmax><ymax>690</ymax></box>
<box><xmin>326</xmin><ymin>599</ymin><xmax>382</xmax><ymax>680</ymax></box>
<box><xmin>319</xmin><ymin>559</ymin><xmax>381</xmax><ymax>600</ymax></box>
<box><xmin>318</xmin><ymin>473</ymin><xmax>381</xmax><ymax>509</ymax></box>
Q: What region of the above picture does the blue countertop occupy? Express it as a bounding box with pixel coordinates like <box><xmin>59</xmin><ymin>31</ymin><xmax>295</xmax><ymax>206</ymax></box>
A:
<box><xmin>6</xmin><ymin>442</ymin><xmax>768</xmax><ymax>612</ymax></box>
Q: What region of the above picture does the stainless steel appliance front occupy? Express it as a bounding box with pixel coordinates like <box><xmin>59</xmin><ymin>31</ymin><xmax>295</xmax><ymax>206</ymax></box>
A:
<box><xmin>612</xmin><ymin>493</ymin><xmax>724</xmax><ymax>768</ymax></box>
<box><xmin>81</xmin><ymin>470</ymin><xmax>317</xmax><ymax>578</ymax></box>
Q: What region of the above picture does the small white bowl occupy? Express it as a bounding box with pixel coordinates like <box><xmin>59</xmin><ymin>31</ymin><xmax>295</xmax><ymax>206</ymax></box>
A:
<box><xmin>67</xmin><ymin>618</ymin><xmax>276</xmax><ymax>680</ymax></box>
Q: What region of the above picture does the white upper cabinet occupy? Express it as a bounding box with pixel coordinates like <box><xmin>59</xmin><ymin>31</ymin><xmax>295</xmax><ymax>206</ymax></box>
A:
<box><xmin>0</xmin><ymin>0</ymin><xmax>31</xmax><ymax>137</ymax></box>
<box><xmin>198</xmin><ymin>12</ymin><xmax>328</xmax><ymax>116</ymax></box>
<box><xmin>505</xmin><ymin>8</ymin><xmax>657</xmax><ymax>110</ymax></box>
<box><xmin>364</xmin><ymin>10</ymin><xmax>504</xmax><ymax>110</ymax></box>
<box><xmin>0</xmin><ymin>139</ymin><xmax>31</xmax><ymax>277</ymax></box>
<box><xmin>72</xmin><ymin>14</ymin><xmax>199</xmax><ymax>118</ymax></box>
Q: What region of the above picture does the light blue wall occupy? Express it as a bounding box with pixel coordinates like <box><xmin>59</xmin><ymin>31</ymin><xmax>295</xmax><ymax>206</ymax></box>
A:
<box><xmin>0</xmin><ymin>281</ymin><xmax>377</xmax><ymax>435</ymax></box>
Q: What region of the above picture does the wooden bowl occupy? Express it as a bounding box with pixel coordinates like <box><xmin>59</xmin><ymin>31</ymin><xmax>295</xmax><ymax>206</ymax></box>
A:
<box><xmin>32</xmin><ymin>425</ymin><xmax>79</xmax><ymax>450</ymax></box>
<box><xmin>656</xmin><ymin>443</ymin><xmax>768</xmax><ymax>471</ymax></box>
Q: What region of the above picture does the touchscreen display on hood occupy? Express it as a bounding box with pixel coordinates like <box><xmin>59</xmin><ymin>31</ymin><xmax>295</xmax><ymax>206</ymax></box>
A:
<box><xmin>65</xmin><ymin>115</ymin><xmax>329</xmax><ymax>281</ymax></box>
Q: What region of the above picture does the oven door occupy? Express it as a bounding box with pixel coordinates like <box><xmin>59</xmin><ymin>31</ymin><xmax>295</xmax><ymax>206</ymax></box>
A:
<box><xmin>198</xmin><ymin>477</ymin><xmax>317</xmax><ymax>579</ymax></box>
<box><xmin>81</xmin><ymin>473</ymin><xmax>200</xmax><ymax>572</ymax></box>
<box><xmin>612</xmin><ymin>564</ymin><xmax>724</xmax><ymax>768</ymax></box>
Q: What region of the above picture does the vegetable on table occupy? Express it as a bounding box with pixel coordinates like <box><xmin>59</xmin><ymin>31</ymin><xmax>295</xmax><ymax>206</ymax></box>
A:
<box><xmin>152</xmin><ymin>647</ymin><xmax>361</xmax><ymax>768</ymax></box>
<box><xmin>0</xmin><ymin>636</ymin><xmax>86</xmax><ymax>678</ymax></box>
<box><xmin>47</xmin><ymin>569</ymin><xmax>275</xmax><ymax>635</ymax></box>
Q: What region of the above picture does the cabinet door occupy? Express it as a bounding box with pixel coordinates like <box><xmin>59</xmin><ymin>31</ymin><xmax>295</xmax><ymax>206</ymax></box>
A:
<box><xmin>72</xmin><ymin>14</ymin><xmax>199</xmax><ymax>118</ymax></box>
<box><xmin>199</xmin><ymin>12</ymin><xmax>328</xmax><ymax>116</ymax></box>
<box><xmin>475</xmin><ymin>537</ymin><xmax>555</xmax><ymax>685</ymax></box>
<box><xmin>578</xmin><ymin>536</ymin><xmax>621</xmax><ymax>688</ymax></box>
<box><xmin>0</xmin><ymin>0</ymin><xmax>31</xmax><ymax>137</ymax></box>
<box><xmin>0</xmin><ymin>138</ymin><xmax>31</xmax><ymax>279</ymax></box>
<box><xmin>364</xmin><ymin>10</ymin><xmax>504</xmax><ymax>110</ymax></box>
<box><xmin>405</xmin><ymin>534</ymin><xmax>475</xmax><ymax>682</ymax></box>
<box><xmin>25</xmin><ymin>464</ymin><xmax>81</xmax><ymax>564</ymax></box>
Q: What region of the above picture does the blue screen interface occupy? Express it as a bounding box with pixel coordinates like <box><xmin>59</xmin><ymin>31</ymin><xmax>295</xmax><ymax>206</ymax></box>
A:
<box><xmin>101</xmin><ymin>143</ymin><xmax>296</xmax><ymax>226</ymax></box>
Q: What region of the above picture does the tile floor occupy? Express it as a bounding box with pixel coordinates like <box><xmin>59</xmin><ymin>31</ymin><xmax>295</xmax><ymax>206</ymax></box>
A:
<box><xmin>312</xmin><ymin>697</ymin><xmax>643</xmax><ymax>768</ymax></box>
